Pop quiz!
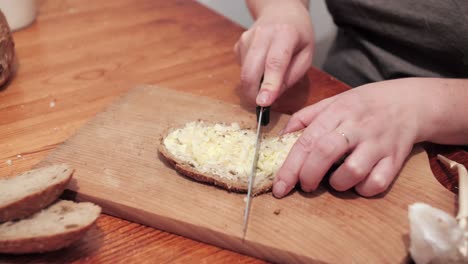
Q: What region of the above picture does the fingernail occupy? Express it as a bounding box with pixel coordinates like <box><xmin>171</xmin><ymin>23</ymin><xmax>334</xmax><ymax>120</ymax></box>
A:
<box><xmin>273</xmin><ymin>180</ymin><xmax>287</xmax><ymax>198</ymax></box>
<box><xmin>256</xmin><ymin>90</ymin><xmax>270</xmax><ymax>105</ymax></box>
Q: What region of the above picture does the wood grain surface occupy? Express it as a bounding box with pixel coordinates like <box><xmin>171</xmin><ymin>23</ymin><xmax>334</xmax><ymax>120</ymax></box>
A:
<box><xmin>0</xmin><ymin>0</ymin><xmax>464</xmax><ymax>263</ymax></box>
<box><xmin>33</xmin><ymin>86</ymin><xmax>454</xmax><ymax>263</ymax></box>
<box><xmin>424</xmin><ymin>144</ymin><xmax>468</xmax><ymax>194</ymax></box>
<box><xmin>0</xmin><ymin>0</ymin><xmax>346</xmax><ymax>263</ymax></box>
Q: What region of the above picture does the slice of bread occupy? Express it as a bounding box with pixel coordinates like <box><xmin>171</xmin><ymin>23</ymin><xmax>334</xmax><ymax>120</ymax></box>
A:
<box><xmin>159</xmin><ymin>121</ymin><xmax>300</xmax><ymax>195</ymax></box>
<box><xmin>0</xmin><ymin>10</ymin><xmax>15</xmax><ymax>87</ymax></box>
<box><xmin>0</xmin><ymin>200</ymin><xmax>101</xmax><ymax>254</ymax></box>
<box><xmin>0</xmin><ymin>164</ymin><xmax>74</xmax><ymax>222</ymax></box>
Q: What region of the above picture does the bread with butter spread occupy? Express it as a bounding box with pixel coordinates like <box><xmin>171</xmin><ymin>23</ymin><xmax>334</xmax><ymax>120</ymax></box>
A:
<box><xmin>158</xmin><ymin>121</ymin><xmax>300</xmax><ymax>195</ymax></box>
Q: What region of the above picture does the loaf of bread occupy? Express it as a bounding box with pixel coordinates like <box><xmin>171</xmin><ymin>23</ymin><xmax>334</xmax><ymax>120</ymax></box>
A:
<box><xmin>0</xmin><ymin>10</ymin><xmax>15</xmax><ymax>87</ymax></box>
<box><xmin>159</xmin><ymin>121</ymin><xmax>300</xmax><ymax>195</ymax></box>
<box><xmin>0</xmin><ymin>164</ymin><xmax>74</xmax><ymax>222</ymax></box>
<box><xmin>0</xmin><ymin>200</ymin><xmax>101</xmax><ymax>254</ymax></box>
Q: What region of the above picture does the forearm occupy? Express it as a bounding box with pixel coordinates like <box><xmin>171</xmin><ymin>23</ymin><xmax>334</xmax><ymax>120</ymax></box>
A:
<box><xmin>417</xmin><ymin>78</ymin><xmax>468</xmax><ymax>145</ymax></box>
<box><xmin>247</xmin><ymin>0</ymin><xmax>309</xmax><ymax>19</ymax></box>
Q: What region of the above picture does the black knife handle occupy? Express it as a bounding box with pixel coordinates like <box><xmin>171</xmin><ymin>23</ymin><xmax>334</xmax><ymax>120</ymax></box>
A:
<box><xmin>256</xmin><ymin>106</ymin><xmax>270</xmax><ymax>126</ymax></box>
<box><xmin>256</xmin><ymin>74</ymin><xmax>270</xmax><ymax>126</ymax></box>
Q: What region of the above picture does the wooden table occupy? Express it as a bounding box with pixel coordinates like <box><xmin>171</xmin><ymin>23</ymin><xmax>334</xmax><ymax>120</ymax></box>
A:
<box><xmin>0</xmin><ymin>0</ymin><xmax>465</xmax><ymax>263</ymax></box>
<box><xmin>0</xmin><ymin>0</ymin><xmax>346</xmax><ymax>263</ymax></box>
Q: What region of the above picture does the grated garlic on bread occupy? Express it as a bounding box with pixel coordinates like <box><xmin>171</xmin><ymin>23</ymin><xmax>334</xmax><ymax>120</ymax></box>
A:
<box><xmin>0</xmin><ymin>200</ymin><xmax>101</xmax><ymax>254</ymax></box>
<box><xmin>0</xmin><ymin>164</ymin><xmax>74</xmax><ymax>222</ymax></box>
<box><xmin>159</xmin><ymin>121</ymin><xmax>300</xmax><ymax>195</ymax></box>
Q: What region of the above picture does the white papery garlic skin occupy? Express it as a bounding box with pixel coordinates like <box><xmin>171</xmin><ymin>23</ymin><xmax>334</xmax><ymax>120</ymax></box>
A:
<box><xmin>409</xmin><ymin>203</ymin><xmax>467</xmax><ymax>264</ymax></box>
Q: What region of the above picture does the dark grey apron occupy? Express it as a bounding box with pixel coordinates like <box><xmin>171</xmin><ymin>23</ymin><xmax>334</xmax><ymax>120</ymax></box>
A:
<box><xmin>324</xmin><ymin>0</ymin><xmax>468</xmax><ymax>87</ymax></box>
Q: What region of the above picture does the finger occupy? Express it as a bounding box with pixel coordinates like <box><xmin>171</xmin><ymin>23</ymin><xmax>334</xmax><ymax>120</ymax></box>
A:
<box><xmin>329</xmin><ymin>142</ymin><xmax>382</xmax><ymax>191</ymax></box>
<box><xmin>240</xmin><ymin>28</ymin><xmax>273</xmax><ymax>105</ymax></box>
<box><xmin>269</xmin><ymin>46</ymin><xmax>313</xmax><ymax>102</ymax></box>
<box><xmin>298</xmin><ymin>129</ymin><xmax>350</xmax><ymax>192</ymax></box>
<box><xmin>356</xmin><ymin>140</ymin><xmax>413</xmax><ymax>197</ymax></box>
<box><xmin>273</xmin><ymin>114</ymin><xmax>341</xmax><ymax>198</ymax></box>
<box><xmin>257</xmin><ymin>27</ymin><xmax>299</xmax><ymax>106</ymax></box>
<box><xmin>354</xmin><ymin>156</ymin><xmax>399</xmax><ymax>197</ymax></box>
<box><xmin>283</xmin><ymin>45</ymin><xmax>314</xmax><ymax>89</ymax></box>
<box><xmin>237</xmin><ymin>31</ymin><xmax>252</xmax><ymax>66</ymax></box>
<box><xmin>282</xmin><ymin>97</ymin><xmax>334</xmax><ymax>134</ymax></box>
<box><xmin>234</xmin><ymin>41</ymin><xmax>241</xmax><ymax>65</ymax></box>
<box><xmin>272</xmin><ymin>166</ymin><xmax>299</xmax><ymax>199</ymax></box>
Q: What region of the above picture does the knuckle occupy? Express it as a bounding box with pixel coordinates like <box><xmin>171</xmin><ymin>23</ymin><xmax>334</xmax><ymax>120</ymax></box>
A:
<box><xmin>282</xmin><ymin>47</ymin><xmax>293</xmax><ymax>57</ymax></box>
<box><xmin>359</xmin><ymin>177</ymin><xmax>388</xmax><ymax>197</ymax></box>
<box><xmin>240</xmin><ymin>72</ymin><xmax>253</xmax><ymax>88</ymax></box>
<box><xmin>266</xmin><ymin>56</ymin><xmax>285</xmax><ymax>71</ymax></box>
<box><xmin>314</xmin><ymin>137</ymin><xmax>336</xmax><ymax>159</ymax></box>
<box><xmin>254</xmin><ymin>25</ymin><xmax>268</xmax><ymax>35</ymax></box>
<box><xmin>240</xmin><ymin>31</ymin><xmax>250</xmax><ymax>44</ymax></box>
<box><xmin>254</xmin><ymin>26</ymin><xmax>274</xmax><ymax>40</ymax></box>
<box><xmin>275</xmin><ymin>23</ymin><xmax>296</xmax><ymax>33</ymax></box>
<box><xmin>275</xmin><ymin>24</ymin><xmax>300</xmax><ymax>41</ymax></box>
<box><xmin>260</xmin><ymin>81</ymin><xmax>277</xmax><ymax>90</ymax></box>
<box><xmin>371</xmin><ymin>177</ymin><xmax>389</xmax><ymax>193</ymax></box>
<box><xmin>327</xmin><ymin>102</ymin><xmax>347</xmax><ymax>115</ymax></box>
<box><xmin>344</xmin><ymin>161</ymin><xmax>366</xmax><ymax>181</ymax></box>
<box><xmin>290</xmin><ymin>113</ymin><xmax>307</xmax><ymax>127</ymax></box>
<box><xmin>296</xmin><ymin>134</ymin><xmax>315</xmax><ymax>153</ymax></box>
<box><xmin>314</xmin><ymin>119</ymin><xmax>331</xmax><ymax>134</ymax></box>
<box><xmin>233</xmin><ymin>42</ymin><xmax>240</xmax><ymax>55</ymax></box>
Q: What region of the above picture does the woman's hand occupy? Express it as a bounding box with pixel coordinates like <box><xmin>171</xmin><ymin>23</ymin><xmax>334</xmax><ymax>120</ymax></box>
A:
<box><xmin>234</xmin><ymin>0</ymin><xmax>314</xmax><ymax>106</ymax></box>
<box><xmin>272</xmin><ymin>78</ymin><xmax>455</xmax><ymax>198</ymax></box>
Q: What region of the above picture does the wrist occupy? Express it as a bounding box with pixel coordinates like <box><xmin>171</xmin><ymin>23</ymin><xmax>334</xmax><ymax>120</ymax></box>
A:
<box><xmin>407</xmin><ymin>78</ymin><xmax>443</xmax><ymax>143</ymax></box>
<box><xmin>248</xmin><ymin>0</ymin><xmax>309</xmax><ymax>19</ymax></box>
<box><xmin>411</xmin><ymin>78</ymin><xmax>468</xmax><ymax>145</ymax></box>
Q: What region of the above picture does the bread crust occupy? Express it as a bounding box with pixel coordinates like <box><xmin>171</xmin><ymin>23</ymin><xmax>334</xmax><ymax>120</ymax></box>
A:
<box><xmin>0</xmin><ymin>223</ymin><xmax>94</xmax><ymax>254</ymax></box>
<box><xmin>158</xmin><ymin>122</ymin><xmax>276</xmax><ymax>196</ymax></box>
<box><xmin>0</xmin><ymin>166</ymin><xmax>74</xmax><ymax>222</ymax></box>
<box><xmin>0</xmin><ymin>201</ymin><xmax>101</xmax><ymax>254</ymax></box>
<box><xmin>0</xmin><ymin>10</ymin><xmax>15</xmax><ymax>87</ymax></box>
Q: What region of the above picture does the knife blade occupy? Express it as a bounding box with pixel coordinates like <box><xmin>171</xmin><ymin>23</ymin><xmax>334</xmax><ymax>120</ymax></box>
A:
<box><xmin>242</xmin><ymin>106</ymin><xmax>265</xmax><ymax>238</ymax></box>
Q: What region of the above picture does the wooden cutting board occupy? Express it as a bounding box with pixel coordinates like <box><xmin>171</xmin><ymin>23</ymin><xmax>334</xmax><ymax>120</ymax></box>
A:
<box><xmin>38</xmin><ymin>85</ymin><xmax>455</xmax><ymax>263</ymax></box>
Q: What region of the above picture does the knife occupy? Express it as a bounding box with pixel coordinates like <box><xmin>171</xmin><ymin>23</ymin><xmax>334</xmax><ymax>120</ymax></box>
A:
<box><xmin>242</xmin><ymin>79</ymin><xmax>270</xmax><ymax>238</ymax></box>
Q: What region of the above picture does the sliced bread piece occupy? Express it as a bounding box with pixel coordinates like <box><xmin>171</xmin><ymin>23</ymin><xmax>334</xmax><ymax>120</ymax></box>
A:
<box><xmin>0</xmin><ymin>10</ymin><xmax>15</xmax><ymax>87</ymax></box>
<box><xmin>159</xmin><ymin>121</ymin><xmax>300</xmax><ymax>195</ymax></box>
<box><xmin>0</xmin><ymin>164</ymin><xmax>74</xmax><ymax>222</ymax></box>
<box><xmin>0</xmin><ymin>200</ymin><xmax>101</xmax><ymax>254</ymax></box>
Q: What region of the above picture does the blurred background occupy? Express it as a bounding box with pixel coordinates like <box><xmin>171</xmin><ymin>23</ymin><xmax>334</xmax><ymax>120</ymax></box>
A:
<box><xmin>196</xmin><ymin>0</ymin><xmax>337</xmax><ymax>69</ymax></box>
